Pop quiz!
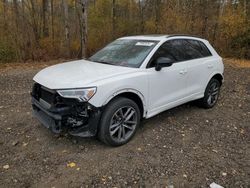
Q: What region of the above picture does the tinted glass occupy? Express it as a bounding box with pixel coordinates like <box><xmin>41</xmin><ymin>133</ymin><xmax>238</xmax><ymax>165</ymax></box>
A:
<box><xmin>148</xmin><ymin>39</ymin><xmax>186</xmax><ymax>67</ymax></box>
<box><xmin>163</xmin><ymin>40</ymin><xmax>187</xmax><ymax>61</ymax></box>
<box><xmin>89</xmin><ymin>39</ymin><xmax>158</xmax><ymax>68</ymax></box>
<box><xmin>198</xmin><ymin>41</ymin><xmax>212</xmax><ymax>57</ymax></box>
<box><xmin>148</xmin><ymin>39</ymin><xmax>212</xmax><ymax>68</ymax></box>
<box><xmin>183</xmin><ymin>39</ymin><xmax>212</xmax><ymax>59</ymax></box>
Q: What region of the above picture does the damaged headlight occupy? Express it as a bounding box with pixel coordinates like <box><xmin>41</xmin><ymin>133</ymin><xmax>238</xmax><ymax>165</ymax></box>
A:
<box><xmin>57</xmin><ymin>87</ymin><xmax>97</xmax><ymax>102</ymax></box>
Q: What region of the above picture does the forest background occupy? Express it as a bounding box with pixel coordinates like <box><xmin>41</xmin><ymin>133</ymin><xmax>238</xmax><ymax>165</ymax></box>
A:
<box><xmin>0</xmin><ymin>0</ymin><xmax>249</xmax><ymax>63</ymax></box>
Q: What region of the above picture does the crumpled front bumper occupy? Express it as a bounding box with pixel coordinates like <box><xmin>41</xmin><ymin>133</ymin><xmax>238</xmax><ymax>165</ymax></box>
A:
<box><xmin>31</xmin><ymin>97</ymin><xmax>102</xmax><ymax>137</ymax></box>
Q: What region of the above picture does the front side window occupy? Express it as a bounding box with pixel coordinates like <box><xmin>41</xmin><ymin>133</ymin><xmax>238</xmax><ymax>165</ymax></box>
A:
<box><xmin>147</xmin><ymin>39</ymin><xmax>186</xmax><ymax>68</ymax></box>
<box><xmin>89</xmin><ymin>39</ymin><xmax>158</xmax><ymax>68</ymax></box>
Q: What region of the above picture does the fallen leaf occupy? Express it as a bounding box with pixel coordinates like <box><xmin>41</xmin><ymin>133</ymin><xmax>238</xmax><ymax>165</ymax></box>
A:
<box><xmin>67</xmin><ymin>162</ymin><xmax>76</xmax><ymax>168</ymax></box>
<box><xmin>3</xmin><ymin>164</ymin><xmax>9</xmax><ymax>169</ymax></box>
<box><xmin>210</xmin><ymin>182</ymin><xmax>224</xmax><ymax>188</ymax></box>
<box><xmin>222</xmin><ymin>172</ymin><xmax>227</xmax><ymax>176</ymax></box>
<box><xmin>22</xmin><ymin>142</ymin><xmax>28</xmax><ymax>147</ymax></box>
<box><xmin>12</xmin><ymin>141</ymin><xmax>19</xmax><ymax>146</ymax></box>
<box><xmin>108</xmin><ymin>176</ymin><xmax>112</xmax><ymax>180</ymax></box>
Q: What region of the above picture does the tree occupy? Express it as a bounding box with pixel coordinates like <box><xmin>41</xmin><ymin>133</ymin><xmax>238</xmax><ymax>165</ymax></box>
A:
<box><xmin>138</xmin><ymin>0</ymin><xmax>145</xmax><ymax>33</ymax></box>
<box><xmin>51</xmin><ymin>0</ymin><xmax>55</xmax><ymax>45</ymax></box>
<box><xmin>62</xmin><ymin>0</ymin><xmax>70</xmax><ymax>57</ymax></box>
<box><xmin>77</xmin><ymin>0</ymin><xmax>88</xmax><ymax>58</ymax></box>
<box><xmin>42</xmin><ymin>0</ymin><xmax>49</xmax><ymax>37</ymax></box>
<box><xmin>0</xmin><ymin>0</ymin><xmax>249</xmax><ymax>62</ymax></box>
<box><xmin>111</xmin><ymin>0</ymin><xmax>116</xmax><ymax>38</ymax></box>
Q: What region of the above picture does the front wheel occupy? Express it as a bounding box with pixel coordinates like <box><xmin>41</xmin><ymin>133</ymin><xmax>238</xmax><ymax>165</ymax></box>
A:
<box><xmin>98</xmin><ymin>97</ymin><xmax>141</xmax><ymax>146</ymax></box>
<box><xmin>198</xmin><ymin>78</ymin><xmax>221</xmax><ymax>108</ymax></box>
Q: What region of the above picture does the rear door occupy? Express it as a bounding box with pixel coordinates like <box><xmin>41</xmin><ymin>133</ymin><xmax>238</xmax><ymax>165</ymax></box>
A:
<box><xmin>181</xmin><ymin>39</ymin><xmax>214</xmax><ymax>96</ymax></box>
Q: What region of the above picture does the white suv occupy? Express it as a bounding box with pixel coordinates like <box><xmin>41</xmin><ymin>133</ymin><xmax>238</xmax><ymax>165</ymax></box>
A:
<box><xmin>31</xmin><ymin>35</ymin><xmax>224</xmax><ymax>146</ymax></box>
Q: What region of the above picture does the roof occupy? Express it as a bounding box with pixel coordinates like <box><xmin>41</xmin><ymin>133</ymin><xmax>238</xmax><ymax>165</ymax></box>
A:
<box><xmin>119</xmin><ymin>34</ymin><xmax>205</xmax><ymax>41</ymax></box>
<box><xmin>120</xmin><ymin>35</ymin><xmax>168</xmax><ymax>41</ymax></box>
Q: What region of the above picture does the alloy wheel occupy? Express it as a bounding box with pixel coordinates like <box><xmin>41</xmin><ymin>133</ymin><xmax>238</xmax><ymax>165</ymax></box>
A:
<box><xmin>207</xmin><ymin>82</ymin><xmax>220</xmax><ymax>106</ymax></box>
<box><xmin>109</xmin><ymin>106</ymin><xmax>138</xmax><ymax>142</ymax></box>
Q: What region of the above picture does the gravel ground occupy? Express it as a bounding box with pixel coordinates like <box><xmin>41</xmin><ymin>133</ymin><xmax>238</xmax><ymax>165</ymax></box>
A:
<box><xmin>0</xmin><ymin>60</ymin><xmax>249</xmax><ymax>188</ymax></box>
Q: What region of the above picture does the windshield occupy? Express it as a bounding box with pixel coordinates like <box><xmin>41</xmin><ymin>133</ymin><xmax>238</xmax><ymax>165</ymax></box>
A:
<box><xmin>89</xmin><ymin>39</ymin><xmax>158</xmax><ymax>68</ymax></box>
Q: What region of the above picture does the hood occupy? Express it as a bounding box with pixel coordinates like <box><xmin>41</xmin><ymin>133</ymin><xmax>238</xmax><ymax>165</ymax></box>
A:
<box><xmin>33</xmin><ymin>60</ymin><xmax>137</xmax><ymax>89</ymax></box>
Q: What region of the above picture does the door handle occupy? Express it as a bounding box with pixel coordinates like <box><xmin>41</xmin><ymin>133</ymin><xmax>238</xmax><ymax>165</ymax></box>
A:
<box><xmin>179</xmin><ymin>69</ymin><xmax>187</xmax><ymax>75</ymax></box>
<box><xmin>208</xmin><ymin>64</ymin><xmax>213</xmax><ymax>69</ymax></box>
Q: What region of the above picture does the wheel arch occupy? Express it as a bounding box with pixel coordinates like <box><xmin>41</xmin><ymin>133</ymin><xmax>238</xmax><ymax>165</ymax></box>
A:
<box><xmin>203</xmin><ymin>72</ymin><xmax>223</xmax><ymax>95</ymax></box>
<box><xmin>211</xmin><ymin>73</ymin><xmax>224</xmax><ymax>85</ymax></box>
<box><xmin>103</xmin><ymin>89</ymin><xmax>146</xmax><ymax>118</ymax></box>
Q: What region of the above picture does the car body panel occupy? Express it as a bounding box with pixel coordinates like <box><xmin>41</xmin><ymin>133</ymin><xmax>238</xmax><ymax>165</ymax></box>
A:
<box><xmin>145</xmin><ymin>62</ymin><xmax>188</xmax><ymax>117</ymax></box>
<box><xmin>33</xmin><ymin>59</ymin><xmax>138</xmax><ymax>89</ymax></box>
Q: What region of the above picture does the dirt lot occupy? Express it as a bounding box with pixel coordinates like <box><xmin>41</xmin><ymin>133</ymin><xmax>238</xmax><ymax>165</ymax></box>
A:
<box><xmin>0</xmin><ymin>60</ymin><xmax>249</xmax><ymax>188</ymax></box>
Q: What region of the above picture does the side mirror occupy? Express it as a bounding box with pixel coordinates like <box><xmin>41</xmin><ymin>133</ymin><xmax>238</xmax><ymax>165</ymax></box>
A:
<box><xmin>155</xmin><ymin>57</ymin><xmax>174</xmax><ymax>71</ymax></box>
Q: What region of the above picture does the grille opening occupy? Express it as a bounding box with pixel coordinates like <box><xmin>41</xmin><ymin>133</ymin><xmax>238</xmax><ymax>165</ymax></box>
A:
<box><xmin>32</xmin><ymin>83</ymin><xmax>56</xmax><ymax>105</ymax></box>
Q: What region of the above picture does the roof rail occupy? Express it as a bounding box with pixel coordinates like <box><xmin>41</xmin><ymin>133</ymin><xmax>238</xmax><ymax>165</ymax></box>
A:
<box><xmin>166</xmin><ymin>34</ymin><xmax>202</xmax><ymax>39</ymax></box>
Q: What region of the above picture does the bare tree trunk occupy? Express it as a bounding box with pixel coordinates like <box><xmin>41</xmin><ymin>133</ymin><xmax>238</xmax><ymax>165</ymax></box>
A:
<box><xmin>212</xmin><ymin>0</ymin><xmax>226</xmax><ymax>43</ymax></box>
<box><xmin>154</xmin><ymin>0</ymin><xmax>161</xmax><ymax>33</ymax></box>
<box><xmin>12</xmin><ymin>0</ymin><xmax>22</xmax><ymax>61</ymax></box>
<box><xmin>138</xmin><ymin>0</ymin><xmax>144</xmax><ymax>33</ymax></box>
<box><xmin>2</xmin><ymin>0</ymin><xmax>7</xmax><ymax>31</ymax></box>
<box><xmin>51</xmin><ymin>0</ymin><xmax>55</xmax><ymax>46</ymax></box>
<box><xmin>201</xmin><ymin>0</ymin><xmax>208</xmax><ymax>37</ymax></box>
<box><xmin>42</xmin><ymin>0</ymin><xmax>49</xmax><ymax>37</ymax></box>
<box><xmin>21</xmin><ymin>0</ymin><xmax>28</xmax><ymax>60</ymax></box>
<box><xmin>111</xmin><ymin>0</ymin><xmax>116</xmax><ymax>38</ymax></box>
<box><xmin>244</xmin><ymin>0</ymin><xmax>250</xmax><ymax>21</ymax></box>
<box><xmin>30</xmin><ymin>0</ymin><xmax>40</xmax><ymax>44</ymax></box>
<box><xmin>62</xmin><ymin>0</ymin><xmax>70</xmax><ymax>57</ymax></box>
<box><xmin>13</xmin><ymin>0</ymin><xmax>19</xmax><ymax>31</ymax></box>
<box><xmin>78</xmin><ymin>0</ymin><xmax>88</xmax><ymax>58</ymax></box>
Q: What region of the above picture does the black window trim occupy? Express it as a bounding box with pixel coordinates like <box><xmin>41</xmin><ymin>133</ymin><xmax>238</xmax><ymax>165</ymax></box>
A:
<box><xmin>146</xmin><ymin>39</ymin><xmax>213</xmax><ymax>69</ymax></box>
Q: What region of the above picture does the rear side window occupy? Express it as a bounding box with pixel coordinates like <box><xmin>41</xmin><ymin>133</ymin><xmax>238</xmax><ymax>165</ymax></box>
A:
<box><xmin>184</xmin><ymin>39</ymin><xmax>212</xmax><ymax>58</ymax></box>
<box><xmin>147</xmin><ymin>39</ymin><xmax>212</xmax><ymax>68</ymax></box>
<box><xmin>198</xmin><ymin>41</ymin><xmax>212</xmax><ymax>57</ymax></box>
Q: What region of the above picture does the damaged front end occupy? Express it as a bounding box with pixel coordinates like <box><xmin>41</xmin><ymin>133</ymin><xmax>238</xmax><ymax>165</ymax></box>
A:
<box><xmin>31</xmin><ymin>83</ymin><xmax>102</xmax><ymax>137</ymax></box>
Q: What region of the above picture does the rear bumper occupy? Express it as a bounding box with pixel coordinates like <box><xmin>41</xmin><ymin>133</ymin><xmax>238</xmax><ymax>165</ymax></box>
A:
<box><xmin>31</xmin><ymin>97</ymin><xmax>102</xmax><ymax>137</ymax></box>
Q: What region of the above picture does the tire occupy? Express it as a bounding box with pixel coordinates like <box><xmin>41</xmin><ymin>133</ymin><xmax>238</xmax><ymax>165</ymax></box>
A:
<box><xmin>198</xmin><ymin>78</ymin><xmax>221</xmax><ymax>108</ymax></box>
<box><xmin>98</xmin><ymin>97</ymin><xmax>141</xmax><ymax>146</ymax></box>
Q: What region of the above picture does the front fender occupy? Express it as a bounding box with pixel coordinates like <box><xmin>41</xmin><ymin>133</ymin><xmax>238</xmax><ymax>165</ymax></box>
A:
<box><xmin>103</xmin><ymin>88</ymin><xmax>146</xmax><ymax>106</ymax></box>
<box><xmin>88</xmin><ymin>73</ymin><xmax>149</xmax><ymax>116</ymax></box>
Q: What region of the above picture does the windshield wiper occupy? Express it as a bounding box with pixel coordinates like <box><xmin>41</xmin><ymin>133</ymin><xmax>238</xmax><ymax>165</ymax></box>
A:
<box><xmin>93</xmin><ymin>60</ymin><xmax>115</xmax><ymax>65</ymax></box>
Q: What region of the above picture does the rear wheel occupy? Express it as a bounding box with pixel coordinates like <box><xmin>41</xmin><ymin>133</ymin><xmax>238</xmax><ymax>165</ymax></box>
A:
<box><xmin>98</xmin><ymin>97</ymin><xmax>140</xmax><ymax>146</ymax></box>
<box><xmin>198</xmin><ymin>78</ymin><xmax>221</xmax><ymax>108</ymax></box>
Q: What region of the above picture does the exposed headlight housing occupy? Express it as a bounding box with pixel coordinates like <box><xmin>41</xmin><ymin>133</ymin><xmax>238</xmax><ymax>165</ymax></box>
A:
<box><xmin>57</xmin><ymin>87</ymin><xmax>97</xmax><ymax>102</ymax></box>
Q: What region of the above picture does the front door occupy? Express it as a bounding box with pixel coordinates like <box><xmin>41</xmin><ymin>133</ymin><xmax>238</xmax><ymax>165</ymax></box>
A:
<box><xmin>145</xmin><ymin>39</ymin><xmax>189</xmax><ymax>117</ymax></box>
